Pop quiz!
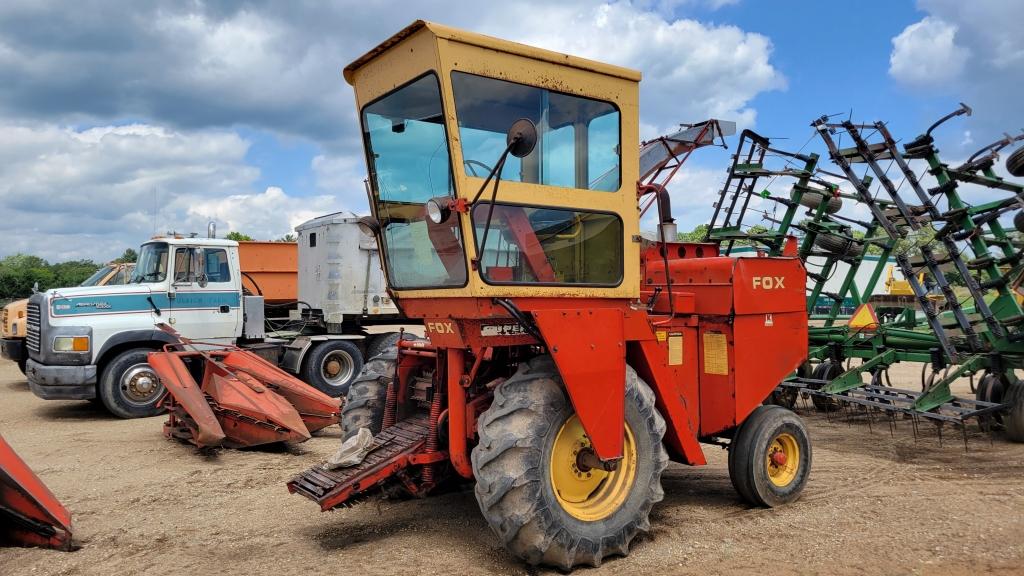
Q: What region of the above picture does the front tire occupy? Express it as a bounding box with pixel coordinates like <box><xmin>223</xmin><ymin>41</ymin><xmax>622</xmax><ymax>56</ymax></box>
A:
<box><xmin>472</xmin><ymin>356</ymin><xmax>668</xmax><ymax>569</ymax></box>
<box><xmin>728</xmin><ymin>405</ymin><xmax>812</xmax><ymax>507</ymax></box>
<box><xmin>301</xmin><ymin>340</ymin><xmax>363</xmax><ymax>398</ymax></box>
<box><xmin>98</xmin><ymin>348</ymin><xmax>165</xmax><ymax>418</ymax></box>
<box><xmin>340</xmin><ymin>346</ymin><xmax>397</xmax><ymax>441</ymax></box>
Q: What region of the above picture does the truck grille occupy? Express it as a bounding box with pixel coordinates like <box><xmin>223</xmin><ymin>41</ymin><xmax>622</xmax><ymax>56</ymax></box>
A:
<box><xmin>26</xmin><ymin>302</ymin><xmax>41</xmax><ymax>353</ymax></box>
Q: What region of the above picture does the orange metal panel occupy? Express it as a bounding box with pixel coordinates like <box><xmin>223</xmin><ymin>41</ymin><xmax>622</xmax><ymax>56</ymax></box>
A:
<box><xmin>0</xmin><ymin>434</ymin><xmax>73</xmax><ymax>550</ymax></box>
<box><xmin>697</xmin><ymin>322</ymin><xmax>735</xmax><ymax>436</ymax></box>
<box><xmin>732</xmin><ymin>311</ymin><xmax>807</xmax><ymax>422</ymax></box>
<box><xmin>237</xmin><ymin>241</ymin><xmax>297</xmax><ymax>304</ymax></box>
<box><xmin>532</xmin><ymin>308</ymin><xmax>626</xmax><ymax>461</ymax></box>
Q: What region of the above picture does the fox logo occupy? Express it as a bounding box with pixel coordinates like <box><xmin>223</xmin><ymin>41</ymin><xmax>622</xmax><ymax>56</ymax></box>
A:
<box><xmin>752</xmin><ymin>276</ymin><xmax>786</xmax><ymax>290</ymax></box>
<box><xmin>426</xmin><ymin>321</ymin><xmax>456</xmax><ymax>334</ymax></box>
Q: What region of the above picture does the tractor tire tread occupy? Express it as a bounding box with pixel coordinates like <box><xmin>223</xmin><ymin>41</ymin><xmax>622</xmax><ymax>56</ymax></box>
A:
<box><xmin>472</xmin><ymin>356</ymin><xmax>668</xmax><ymax>570</ymax></box>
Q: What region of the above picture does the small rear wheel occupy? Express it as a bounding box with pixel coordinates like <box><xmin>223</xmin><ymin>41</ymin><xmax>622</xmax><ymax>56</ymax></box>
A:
<box><xmin>99</xmin><ymin>348</ymin><xmax>165</xmax><ymax>419</ymax></box>
<box><xmin>728</xmin><ymin>405</ymin><xmax>812</xmax><ymax>507</ymax></box>
<box><xmin>302</xmin><ymin>340</ymin><xmax>363</xmax><ymax>398</ymax></box>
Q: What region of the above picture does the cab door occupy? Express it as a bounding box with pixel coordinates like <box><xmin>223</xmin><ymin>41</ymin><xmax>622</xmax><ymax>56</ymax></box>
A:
<box><xmin>167</xmin><ymin>246</ymin><xmax>241</xmax><ymax>341</ymax></box>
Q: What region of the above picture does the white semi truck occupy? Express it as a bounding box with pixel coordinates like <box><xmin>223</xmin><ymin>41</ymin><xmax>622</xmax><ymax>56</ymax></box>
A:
<box><xmin>24</xmin><ymin>212</ymin><xmax>406</xmax><ymax>418</ymax></box>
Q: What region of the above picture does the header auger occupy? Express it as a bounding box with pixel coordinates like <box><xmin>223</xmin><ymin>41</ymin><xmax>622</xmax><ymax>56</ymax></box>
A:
<box><xmin>288</xmin><ymin>20</ymin><xmax>811</xmax><ymax>569</ymax></box>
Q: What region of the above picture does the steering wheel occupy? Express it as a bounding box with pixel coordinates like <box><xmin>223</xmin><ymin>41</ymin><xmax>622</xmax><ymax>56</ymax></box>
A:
<box><xmin>464</xmin><ymin>159</ymin><xmax>495</xmax><ymax>177</ymax></box>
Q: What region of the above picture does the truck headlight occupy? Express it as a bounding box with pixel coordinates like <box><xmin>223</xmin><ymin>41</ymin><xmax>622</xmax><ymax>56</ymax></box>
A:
<box><xmin>53</xmin><ymin>336</ymin><xmax>90</xmax><ymax>352</ymax></box>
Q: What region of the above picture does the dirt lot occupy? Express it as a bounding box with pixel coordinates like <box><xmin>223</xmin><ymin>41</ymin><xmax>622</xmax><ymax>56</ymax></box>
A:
<box><xmin>2</xmin><ymin>359</ymin><xmax>1023</xmax><ymax>576</ymax></box>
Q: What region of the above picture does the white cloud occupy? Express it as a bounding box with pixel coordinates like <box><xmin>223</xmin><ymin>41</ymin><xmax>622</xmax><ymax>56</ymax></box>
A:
<box><xmin>0</xmin><ymin>122</ymin><xmax>344</xmax><ymax>261</ymax></box>
<box><xmin>183</xmin><ymin>186</ymin><xmax>338</xmax><ymax>241</ymax></box>
<box><xmin>889</xmin><ymin>16</ymin><xmax>969</xmax><ymax>87</ymax></box>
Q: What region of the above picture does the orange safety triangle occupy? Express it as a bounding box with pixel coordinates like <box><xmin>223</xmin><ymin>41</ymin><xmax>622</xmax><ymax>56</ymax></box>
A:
<box><xmin>848</xmin><ymin>303</ymin><xmax>880</xmax><ymax>330</ymax></box>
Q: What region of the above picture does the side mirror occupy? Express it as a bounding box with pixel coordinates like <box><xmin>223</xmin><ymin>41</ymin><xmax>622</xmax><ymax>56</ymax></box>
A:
<box><xmin>507</xmin><ymin>118</ymin><xmax>538</xmax><ymax>158</ymax></box>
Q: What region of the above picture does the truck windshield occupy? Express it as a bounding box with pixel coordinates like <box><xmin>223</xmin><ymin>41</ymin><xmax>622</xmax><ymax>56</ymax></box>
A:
<box><xmin>362</xmin><ymin>73</ymin><xmax>467</xmax><ymax>289</ymax></box>
<box><xmin>131</xmin><ymin>243</ymin><xmax>169</xmax><ymax>283</ymax></box>
<box><xmin>80</xmin><ymin>266</ymin><xmax>114</xmax><ymax>287</ymax></box>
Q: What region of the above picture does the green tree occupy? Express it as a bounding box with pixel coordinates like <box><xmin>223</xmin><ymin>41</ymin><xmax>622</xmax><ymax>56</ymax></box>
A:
<box><xmin>274</xmin><ymin>234</ymin><xmax>296</xmax><ymax>242</ymax></box>
<box><xmin>113</xmin><ymin>248</ymin><xmax>138</xmax><ymax>263</ymax></box>
<box><xmin>676</xmin><ymin>224</ymin><xmax>709</xmax><ymax>242</ymax></box>
<box><xmin>225</xmin><ymin>231</ymin><xmax>254</xmax><ymax>241</ymax></box>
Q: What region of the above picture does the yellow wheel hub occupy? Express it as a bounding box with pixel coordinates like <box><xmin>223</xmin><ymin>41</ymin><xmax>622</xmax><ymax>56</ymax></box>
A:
<box><xmin>766</xmin><ymin>432</ymin><xmax>800</xmax><ymax>487</ymax></box>
<box><xmin>549</xmin><ymin>415</ymin><xmax>637</xmax><ymax>521</ymax></box>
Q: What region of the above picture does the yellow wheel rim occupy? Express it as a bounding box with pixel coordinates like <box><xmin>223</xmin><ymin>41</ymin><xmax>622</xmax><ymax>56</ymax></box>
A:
<box><xmin>549</xmin><ymin>414</ymin><xmax>637</xmax><ymax>521</ymax></box>
<box><xmin>766</xmin><ymin>432</ymin><xmax>800</xmax><ymax>487</ymax></box>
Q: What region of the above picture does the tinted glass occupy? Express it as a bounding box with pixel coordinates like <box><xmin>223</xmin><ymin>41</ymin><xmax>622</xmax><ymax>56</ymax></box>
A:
<box><xmin>205</xmin><ymin>249</ymin><xmax>230</xmax><ymax>283</ymax></box>
<box><xmin>131</xmin><ymin>243</ymin><xmax>169</xmax><ymax>283</ymax></box>
<box><xmin>451</xmin><ymin>72</ymin><xmax>620</xmax><ymax>191</ymax></box>
<box><xmin>363</xmin><ymin>74</ymin><xmax>467</xmax><ymax>288</ymax></box>
<box><xmin>471</xmin><ymin>204</ymin><xmax>622</xmax><ymax>285</ymax></box>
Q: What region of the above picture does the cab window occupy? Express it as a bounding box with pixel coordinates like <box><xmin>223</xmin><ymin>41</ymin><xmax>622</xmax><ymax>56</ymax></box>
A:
<box><xmin>204</xmin><ymin>249</ymin><xmax>231</xmax><ymax>283</ymax></box>
<box><xmin>471</xmin><ymin>203</ymin><xmax>623</xmax><ymax>285</ymax></box>
<box><xmin>451</xmin><ymin>72</ymin><xmax>621</xmax><ymax>192</ymax></box>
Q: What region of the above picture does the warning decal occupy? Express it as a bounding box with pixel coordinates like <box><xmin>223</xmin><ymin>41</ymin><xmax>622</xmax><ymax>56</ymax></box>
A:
<box><xmin>668</xmin><ymin>333</ymin><xmax>683</xmax><ymax>366</ymax></box>
<box><xmin>848</xmin><ymin>303</ymin><xmax>880</xmax><ymax>331</ymax></box>
<box><xmin>702</xmin><ymin>332</ymin><xmax>729</xmax><ymax>375</ymax></box>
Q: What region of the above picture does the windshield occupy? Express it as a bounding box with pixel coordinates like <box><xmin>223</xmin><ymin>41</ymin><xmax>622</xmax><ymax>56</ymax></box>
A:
<box><xmin>363</xmin><ymin>73</ymin><xmax>467</xmax><ymax>289</ymax></box>
<box><xmin>451</xmin><ymin>72</ymin><xmax>620</xmax><ymax>191</ymax></box>
<box><xmin>131</xmin><ymin>243</ymin><xmax>169</xmax><ymax>283</ymax></box>
<box><xmin>79</xmin><ymin>266</ymin><xmax>114</xmax><ymax>287</ymax></box>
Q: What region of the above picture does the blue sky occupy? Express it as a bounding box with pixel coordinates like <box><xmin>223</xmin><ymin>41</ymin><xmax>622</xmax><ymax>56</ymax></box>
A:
<box><xmin>0</xmin><ymin>0</ymin><xmax>1019</xmax><ymax>261</ymax></box>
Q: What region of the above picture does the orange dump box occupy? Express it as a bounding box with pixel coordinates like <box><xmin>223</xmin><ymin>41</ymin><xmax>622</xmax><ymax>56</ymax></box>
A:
<box><xmin>237</xmin><ymin>241</ymin><xmax>297</xmax><ymax>305</ymax></box>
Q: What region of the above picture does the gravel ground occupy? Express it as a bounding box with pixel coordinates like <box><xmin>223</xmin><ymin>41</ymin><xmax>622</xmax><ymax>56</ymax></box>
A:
<box><xmin>1</xmin><ymin>359</ymin><xmax>1023</xmax><ymax>575</ymax></box>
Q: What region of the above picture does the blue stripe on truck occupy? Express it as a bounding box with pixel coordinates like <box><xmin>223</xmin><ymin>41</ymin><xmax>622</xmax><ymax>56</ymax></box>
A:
<box><xmin>50</xmin><ymin>291</ymin><xmax>241</xmax><ymax>317</ymax></box>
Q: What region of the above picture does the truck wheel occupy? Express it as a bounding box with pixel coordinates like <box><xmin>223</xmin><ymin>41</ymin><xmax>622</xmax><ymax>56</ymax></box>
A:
<box><xmin>340</xmin><ymin>347</ymin><xmax>398</xmax><ymax>441</ymax></box>
<box><xmin>472</xmin><ymin>356</ymin><xmax>668</xmax><ymax>569</ymax></box>
<box><xmin>365</xmin><ymin>332</ymin><xmax>402</xmax><ymax>361</ymax></box>
<box><xmin>302</xmin><ymin>340</ymin><xmax>363</xmax><ymax>398</ymax></box>
<box><xmin>98</xmin><ymin>348</ymin><xmax>165</xmax><ymax>419</ymax></box>
<box><xmin>728</xmin><ymin>405</ymin><xmax>811</xmax><ymax>507</ymax></box>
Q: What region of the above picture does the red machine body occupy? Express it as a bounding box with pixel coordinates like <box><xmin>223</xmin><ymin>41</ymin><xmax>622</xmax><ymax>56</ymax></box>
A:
<box><xmin>290</xmin><ymin>241</ymin><xmax>808</xmax><ymax>509</ymax></box>
<box><xmin>0</xmin><ymin>434</ymin><xmax>73</xmax><ymax>550</ymax></box>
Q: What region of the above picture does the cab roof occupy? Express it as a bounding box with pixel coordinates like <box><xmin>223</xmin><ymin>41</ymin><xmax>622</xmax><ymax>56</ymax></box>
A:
<box><xmin>343</xmin><ymin>20</ymin><xmax>642</xmax><ymax>85</ymax></box>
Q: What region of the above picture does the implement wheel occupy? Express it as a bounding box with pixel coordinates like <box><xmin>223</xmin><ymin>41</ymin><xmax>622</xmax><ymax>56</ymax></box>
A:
<box><xmin>728</xmin><ymin>405</ymin><xmax>812</xmax><ymax>507</ymax></box>
<box><xmin>1004</xmin><ymin>380</ymin><xmax>1024</xmax><ymax>442</ymax></box>
<box><xmin>810</xmin><ymin>361</ymin><xmax>843</xmax><ymax>412</ymax></box>
<box><xmin>472</xmin><ymin>356</ymin><xmax>668</xmax><ymax>569</ymax></box>
<box><xmin>1007</xmin><ymin>146</ymin><xmax>1024</xmax><ymax>178</ymax></box>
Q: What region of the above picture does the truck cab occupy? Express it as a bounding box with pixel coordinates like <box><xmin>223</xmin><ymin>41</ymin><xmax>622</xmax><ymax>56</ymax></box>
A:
<box><xmin>2</xmin><ymin>262</ymin><xmax>134</xmax><ymax>374</ymax></box>
<box><xmin>25</xmin><ymin>237</ymin><xmax>243</xmax><ymax>417</ymax></box>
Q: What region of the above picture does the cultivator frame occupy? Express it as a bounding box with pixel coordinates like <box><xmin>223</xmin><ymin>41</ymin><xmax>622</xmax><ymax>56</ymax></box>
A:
<box><xmin>703</xmin><ymin>104</ymin><xmax>1024</xmax><ymax>436</ymax></box>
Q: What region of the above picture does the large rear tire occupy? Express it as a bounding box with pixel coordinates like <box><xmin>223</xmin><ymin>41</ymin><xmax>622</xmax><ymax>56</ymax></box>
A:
<box><xmin>98</xmin><ymin>348</ymin><xmax>165</xmax><ymax>419</ymax></box>
<box><xmin>728</xmin><ymin>405</ymin><xmax>812</xmax><ymax>507</ymax></box>
<box><xmin>339</xmin><ymin>347</ymin><xmax>396</xmax><ymax>442</ymax></box>
<box><xmin>472</xmin><ymin>356</ymin><xmax>668</xmax><ymax>569</ymax></box>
